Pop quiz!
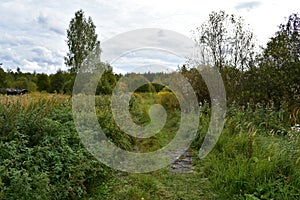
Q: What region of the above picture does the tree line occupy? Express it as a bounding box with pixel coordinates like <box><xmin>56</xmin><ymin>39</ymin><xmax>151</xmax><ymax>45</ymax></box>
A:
<box><xmin>0</xmin><ymin>10</ymin><xmax>299</xmax><ymax>110</ymax></box>
<box><xmin>184</xmin><ymin>11</ymin><xmax>299</xmax><ymax>109</ymax></box>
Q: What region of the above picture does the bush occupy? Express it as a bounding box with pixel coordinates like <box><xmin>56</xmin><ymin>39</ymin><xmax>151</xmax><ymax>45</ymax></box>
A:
<box><xmin>0</xmin><ymin>94</ymin><xmax>114</xmax><ymax>199</ymax></box>
<box><xmin>156</xmin><ymin>91</ymin><xmax>179</xmax><ymax>111</ymax></box>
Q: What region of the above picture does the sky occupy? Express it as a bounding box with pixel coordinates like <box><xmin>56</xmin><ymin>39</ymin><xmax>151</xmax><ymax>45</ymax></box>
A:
<box><xmin>0</xmin><ymin>0</ymin><xmax>299</xmax><ymax>74</ymax></box>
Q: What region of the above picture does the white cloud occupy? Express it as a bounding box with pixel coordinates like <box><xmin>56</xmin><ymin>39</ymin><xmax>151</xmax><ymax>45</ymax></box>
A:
<box><xmin>112</xmin><ymin>49</ymin><xmax>184</xmax><ymax>74</ymax></box>
<box><xmin>235</xmin><ymin>1</ymin><xmax>262</xmax><ymax>11</ymax></box>
<box><xmin>0</xmin><ymin>0</ymin><xmax>299</xmax><ymax>74</ymax></box>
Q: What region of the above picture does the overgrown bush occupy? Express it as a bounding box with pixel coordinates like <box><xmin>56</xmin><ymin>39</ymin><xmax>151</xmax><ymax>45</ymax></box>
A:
<box><xmin>0</xmin><ymin>94</ymin><xmax>114</xmax><ymax>199</ymax></box>
<box><xmin>156</xmin><ymin>91</ymin><xmax>180</xmax><ymax>111</ymax></box>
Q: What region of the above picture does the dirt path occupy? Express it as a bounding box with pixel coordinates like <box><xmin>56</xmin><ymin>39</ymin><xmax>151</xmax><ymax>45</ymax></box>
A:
<box><xmin>169</xmin><ymin>151</ymin><xmax>195</xmax><ymax>173</ymax></box>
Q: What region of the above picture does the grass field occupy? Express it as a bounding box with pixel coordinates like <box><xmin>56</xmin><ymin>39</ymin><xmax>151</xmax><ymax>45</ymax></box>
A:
<box><xmin>0</xmin><ymin>93</ymin><xmax>299</xmax><ymax>199</ymax></box>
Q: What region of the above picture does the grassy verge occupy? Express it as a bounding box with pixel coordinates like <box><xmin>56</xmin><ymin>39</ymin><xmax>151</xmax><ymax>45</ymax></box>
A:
<box><xmin>1</xmin><ymin>93</ymin><xmax>299</xmax><ymax>199</ymax></box>
<box><xmin>105</xmin><ymin>169</ymin><xmax>209</xmax><ymax>200</ymax></box>
<box><xmin>106</xmin><ymin>98</ymin><xmax>300</xmax><ymax>200</ymax></box>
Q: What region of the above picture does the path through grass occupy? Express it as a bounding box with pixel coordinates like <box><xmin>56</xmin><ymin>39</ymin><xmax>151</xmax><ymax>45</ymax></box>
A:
<box><xmin>109</xmin><ymin>165</ymin><xmax>210</xmax><ymax>200</ymax></box>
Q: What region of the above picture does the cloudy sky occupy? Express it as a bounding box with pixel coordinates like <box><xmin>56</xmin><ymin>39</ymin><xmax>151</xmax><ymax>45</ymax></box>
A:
<box><xmin>0</xmin><ymin>0</ymin><xmax>299</xmax><ymax>74</ymax></box>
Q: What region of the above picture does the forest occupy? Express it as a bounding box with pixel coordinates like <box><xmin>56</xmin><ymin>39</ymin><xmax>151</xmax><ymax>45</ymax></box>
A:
<box><xmin>0</xmin><ymin>9</ymin><xmax>299</xmax><ymax>200</ymax></box>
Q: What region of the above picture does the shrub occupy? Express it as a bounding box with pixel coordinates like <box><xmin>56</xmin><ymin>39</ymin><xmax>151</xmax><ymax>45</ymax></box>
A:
<box><xmin>0</xmin><ymin>94</ymin><xmax>114</xmax><ymax>199</ymax></box>
<box><xmin>156</xmin><ymin>91</ymin><xmax>179</xmax><ymax>111</ymax></box>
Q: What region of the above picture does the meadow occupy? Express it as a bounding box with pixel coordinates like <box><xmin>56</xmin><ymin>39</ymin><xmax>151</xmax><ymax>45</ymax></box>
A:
<box><xmin>0</xmin><ymin>92</ymin><xmax>299</xmax><ymax>199</ymax></box>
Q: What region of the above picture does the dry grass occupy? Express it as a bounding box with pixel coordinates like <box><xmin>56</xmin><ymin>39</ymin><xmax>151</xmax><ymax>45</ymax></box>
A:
<box><xmin>0</xmin><ymin>92</ymin><xmax>71</xmax><ymax>109</ymax></box>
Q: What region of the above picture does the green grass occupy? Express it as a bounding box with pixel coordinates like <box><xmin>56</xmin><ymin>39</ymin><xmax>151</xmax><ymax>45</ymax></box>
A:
<box><xmin>106</xmin><ymin>95</ymin><xmax>300</xmax><ymax>200</ymax></box>
<box><xmin>107</xmin><ymin>169</ymin><xmax>209</xmax><ymax>200</ymax></box>
<box><xmin>1</xmin><ymin>93</ymin><xmax>299</xmax><ymax>199</ymax></box>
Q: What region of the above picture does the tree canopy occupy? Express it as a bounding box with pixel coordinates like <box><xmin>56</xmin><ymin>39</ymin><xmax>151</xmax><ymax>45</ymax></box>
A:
<box><xmin>192</xmin><ymin>10</ymin><xmax>255</xmax><ymax>71</ymax></box>
<box><xmin>64</xmin><ymin>10</ymin><xmax>100</xmax><ymax>73</ymax></box>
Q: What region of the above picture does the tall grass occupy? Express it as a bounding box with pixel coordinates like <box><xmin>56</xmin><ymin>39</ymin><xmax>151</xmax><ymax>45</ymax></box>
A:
<box><xmin>194</xmin><ymin>103</ymin><xmax>300</xmax><ymax>199</ymax></box>
<box><xmin>0</xmin><ymin>92</ymin><xmax>70</xmax><ymax>110</ymax></box>
<box><xmin>1</xmin><ymin>93</ymin><xmax>299</xmax><ymax>199</ymax></box>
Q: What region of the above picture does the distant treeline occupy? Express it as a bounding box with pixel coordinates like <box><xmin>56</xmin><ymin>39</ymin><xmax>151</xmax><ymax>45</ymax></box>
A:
<box><xmin>0</xmin><ymin>12</ymin><xmax>299</xmax><ymax>111</ymax></box>
<box><xmin>0</xmin><ymin>64</ymin><xmax>299</xmax><ymax>110</ymax></box>
<box><xmin>0</xmin><ymin>67</ymin><xmax>74</xmax><ymax>94</ymax></box>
